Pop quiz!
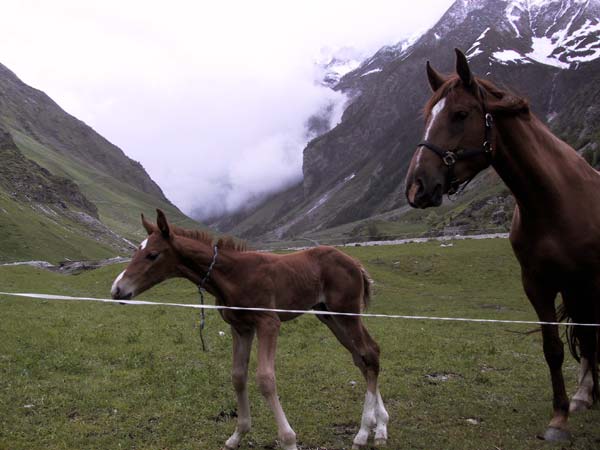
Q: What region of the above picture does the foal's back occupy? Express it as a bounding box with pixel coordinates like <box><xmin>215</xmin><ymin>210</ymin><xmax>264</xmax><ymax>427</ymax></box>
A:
<box><xmin>232</xmin><ymin>246</ymin><xmax>367</xmax><ymax>315</ymax></box>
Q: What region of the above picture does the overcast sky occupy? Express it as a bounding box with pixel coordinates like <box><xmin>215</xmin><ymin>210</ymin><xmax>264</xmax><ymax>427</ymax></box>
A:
<box><xmin>1</xmin><ymin>0</ymin><xmax>454</xmax><ymax>219</ymax></box>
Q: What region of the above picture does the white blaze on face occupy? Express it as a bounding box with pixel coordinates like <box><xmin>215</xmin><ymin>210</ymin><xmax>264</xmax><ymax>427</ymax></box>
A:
<box><xmin>415</xmin><ymin>97</ymin><xmax>447</xmax><ymax>170</ymax></box>
<box><xmin>111</xmin><ymin>270</ymin><xmax>126</xmax><ymax>296</ymax></box>
<box><xmin>140</xmin><ymin>238</ymin><xmax>148</xmax><ymax>250</ymax></box>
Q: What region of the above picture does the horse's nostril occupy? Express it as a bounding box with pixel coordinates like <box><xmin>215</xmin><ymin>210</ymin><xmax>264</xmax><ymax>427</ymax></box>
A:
<box><xmin>407</xmin><ymin>178</ymin><xmax>424</xmax><ymax>204</ymax></box>
<box><xmin>416</xmin><ymin>178</ymin><xmax>425</xmax><ymax>196</ymax></box>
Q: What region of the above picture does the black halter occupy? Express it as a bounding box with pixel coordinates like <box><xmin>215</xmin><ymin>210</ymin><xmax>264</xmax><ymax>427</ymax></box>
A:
<box><xmin>197</xmin><ymin>245</ymin><xmax>218</xmax><ymax>352</ymax></box>
<box><xmin>418</xmin><ymin>86</ymin><xmax>494</xmax><ymax>195</ymax></box>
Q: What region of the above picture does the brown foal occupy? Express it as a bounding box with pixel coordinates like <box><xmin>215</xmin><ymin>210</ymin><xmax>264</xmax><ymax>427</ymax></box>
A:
<box><xmin>111</xmin><ymin>210</ymin><xmax>388</xmax><ymax>449</ymax></box>
<box><xmin>405</xmin><ymin>49</ymin><xmax>600</xmax><ymax>441</ymax></box>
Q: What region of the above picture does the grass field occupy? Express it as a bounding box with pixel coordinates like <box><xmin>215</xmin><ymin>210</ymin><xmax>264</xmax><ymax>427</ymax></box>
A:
<box><xmin>1</xmin><ymin>238</ymin><xmax>599</xmax><ymax>449</ymax></box>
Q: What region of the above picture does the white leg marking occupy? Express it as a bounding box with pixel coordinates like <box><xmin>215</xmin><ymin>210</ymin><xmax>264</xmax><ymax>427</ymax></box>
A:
<box><xmin>353</xmin><ymin>390</ymin><xmax>377</xmax><ymax>448</ymax></box>
<box><xmin>110</xmin><ymin>270</ymin><xmax>126</xmax><ymax>296</ymax></box>
<box><xmin>374</xmin><ymin>389</ymin><xmax>389</xmax><ymax>444</ymax></box>
<box><xmin>571</xmin><ymin>357</ymin><xmax>594</xmax><ymax>411</ymax></box>
<box><xmin>225</xmin><ymin>386</ymin><xmax>251</xmax><ymax>449</ymax></box>
<box><xmin>267</xmin><ymin>394</ymin><xmax>296</xmax><ymax>450</ymax></box>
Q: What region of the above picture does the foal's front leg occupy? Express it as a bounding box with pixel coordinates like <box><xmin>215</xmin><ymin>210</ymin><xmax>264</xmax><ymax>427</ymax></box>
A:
<box><xmin>256</xmin><ymin>317</ymin><xmax>297</xmax><ymax>450</ymax></box>
<box><xmin>225</xmin><ymin>327</ymin><xmax>255</xmax><ymax>450</ymax></box>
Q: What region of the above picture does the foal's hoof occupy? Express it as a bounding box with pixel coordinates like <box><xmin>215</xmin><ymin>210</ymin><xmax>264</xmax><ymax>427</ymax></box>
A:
<box><xmin>541</xmin><ymin>427</ymin><xmax>571</xmax><ymax>442</ymax></box>
<box><xmin>569</xmin><ymin>399</ymin><xmax>592</xmax><ymax>413</ymax></box>
<box><xmin>374</xmin><ymin>438</ymin><xmax>387</xmax><ymax>447</ymax></box>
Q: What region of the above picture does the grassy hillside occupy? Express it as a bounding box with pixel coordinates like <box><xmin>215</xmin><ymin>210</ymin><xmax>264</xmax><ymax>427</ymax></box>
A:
<box><xmin>0</xmin><ymin>61</ymin><xmax>202</xmax><ymax>263</ymax></box>
<box><xmin>1</xmin><ymin>239</ymin><xmax>598</xmax><ymax>449</ymax></box>
<box><xmin>0</xmin><ymin>190</ymin><xmax>117</xmax><ymax>263</ymax></box>
<box><xmin>11</xmin><ymin>129</ymin><xmax>199</xmax><ymax>242</ymax></box>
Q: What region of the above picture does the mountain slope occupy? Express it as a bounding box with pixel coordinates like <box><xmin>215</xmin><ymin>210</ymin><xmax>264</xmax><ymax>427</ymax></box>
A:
<box><xmin>213</xmin><ymin>0</ymin><xmax>600</xmax><ymax>244</ymax></box>
<box><xmin>0</xmin><ymin>63</ymin><xmax>201</xmax><ymax>263</ymax></box>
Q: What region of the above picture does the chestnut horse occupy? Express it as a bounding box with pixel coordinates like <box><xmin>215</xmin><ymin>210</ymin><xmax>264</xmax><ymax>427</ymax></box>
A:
<box><xmin>111</xmin><ymin>210</ymin><xmax>388</xmax><ymax>450</ymax></box>
<box><xmin>405</xmin><ymin>49</ymin><xmax>600</xmax><ymax>441</ymax></box>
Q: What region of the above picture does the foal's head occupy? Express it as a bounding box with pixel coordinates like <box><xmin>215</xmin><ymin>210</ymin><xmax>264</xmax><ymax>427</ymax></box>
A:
<box><xmin>405</xmin><ymin>49</ymin><xmax>528</xmax><ymax>208</ymax></box>
<box><xmin>111</xmin><ymin>209</ymin><xmax>180</xmax><ymax>300</ymax></box>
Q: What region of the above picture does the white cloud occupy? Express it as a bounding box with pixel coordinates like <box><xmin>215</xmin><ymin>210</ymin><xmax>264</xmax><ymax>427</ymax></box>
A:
<box><xmin>0</xmin><ymin>0</ymin><xmax>453</xmax><ymax>218</ymax></box>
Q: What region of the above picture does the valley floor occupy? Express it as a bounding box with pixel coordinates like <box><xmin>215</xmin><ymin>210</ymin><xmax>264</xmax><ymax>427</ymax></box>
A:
<box><xmin>1</xmin><ymin>239</ymin><xmax>599</xmax><ymax>449</ymax></box>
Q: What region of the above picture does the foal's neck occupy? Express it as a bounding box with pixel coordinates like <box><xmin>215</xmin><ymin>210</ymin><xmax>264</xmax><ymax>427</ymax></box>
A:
<box><xmin>174</xmin><ymin>238</ymin><xmax>235</xmax><ymax>301</ymax></box>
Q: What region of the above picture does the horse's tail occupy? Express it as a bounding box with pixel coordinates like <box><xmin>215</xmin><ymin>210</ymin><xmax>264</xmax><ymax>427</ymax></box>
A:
<box><xmin>557</xmin><ymin>302</ymin><xmax>581</xmax><ymax>361</ymax></box>
<box><xmin>360</xmin><ymin>266</ymin><xmax>373</xmax><ymax>312</ymax></box>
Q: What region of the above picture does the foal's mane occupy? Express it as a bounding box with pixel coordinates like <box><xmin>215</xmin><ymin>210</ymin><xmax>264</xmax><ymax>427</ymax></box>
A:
<box><xmin>170</xmin><ymin>225</ymin><xmax>248</xmax><ymax>252</ymax></box>
<box><xmin>424</xmin><ymin>75</ymin><xmax>530</xmax><ymax>120</ymax></box>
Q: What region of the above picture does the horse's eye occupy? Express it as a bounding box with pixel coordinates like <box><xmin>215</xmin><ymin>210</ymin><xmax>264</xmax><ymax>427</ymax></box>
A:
<box><xmin>146</xmin><ymin>252</ymin><xmax>159</xmax><ymax>261</ymax></box>
<box><xmin>455</xmin><ymin>111</ymin><xmax>469</xmax><ymax>120</ymax></box>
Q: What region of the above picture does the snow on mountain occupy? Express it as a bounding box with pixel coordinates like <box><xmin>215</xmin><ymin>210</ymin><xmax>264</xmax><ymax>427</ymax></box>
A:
<box><xmin>464</xmin><ymin>0</ymin><xmax>600</xmax><ymax>69</ymax></box>
<box><xmin>315</xmin><ymin>47</ymin><xmax>365</xmax><ymax>87</ymax></box>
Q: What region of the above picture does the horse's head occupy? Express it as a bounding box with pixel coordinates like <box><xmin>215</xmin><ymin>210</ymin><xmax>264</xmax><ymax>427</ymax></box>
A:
<box><xmin>111</xmin><ymin>209</ymin><xmax>180</xmax><ymax>300</ymax></box>
<box><xmin>405</xmin><ymin>49</ymin><xmax>495</xmax><ymax>208</ymax></box>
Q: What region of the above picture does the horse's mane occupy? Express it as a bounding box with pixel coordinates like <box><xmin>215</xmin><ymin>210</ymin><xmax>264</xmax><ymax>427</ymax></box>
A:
<box><xmin>424</xmin><ymin>75</ymin><xmax>530</xmax><ymax>119</ymax></box>
<box><xmin>170</xmin><ymin>225</ymin><xmax>248</xmax><ymax>252</ymax></box>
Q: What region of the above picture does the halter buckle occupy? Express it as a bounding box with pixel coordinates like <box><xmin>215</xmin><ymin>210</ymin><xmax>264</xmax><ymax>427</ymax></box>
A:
<box><xmin>485</xmin><ymin>113</ymin><xmax>493</xmax><ymax>128</ymax></box>
<box><xmin>442</xmin><ymin>152</ymin><xmax>457</xmax><ymax>166</ymax></box>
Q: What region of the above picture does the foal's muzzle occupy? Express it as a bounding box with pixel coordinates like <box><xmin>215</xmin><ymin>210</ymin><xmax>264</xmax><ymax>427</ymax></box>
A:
<box><xmin>111</xmin><ymin>286</ymin><xmax>133</xmax><ymax>301</ymax></box>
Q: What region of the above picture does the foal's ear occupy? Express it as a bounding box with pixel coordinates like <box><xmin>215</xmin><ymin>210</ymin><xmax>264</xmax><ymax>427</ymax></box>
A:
<box><xmin>141</xmin><ymin>213</ymin><xmax>155</xmax><ymax>235</ymax></box>
<box><xmin>156</xmin><ymin>209</ymin><xmax>170</xmax><ymax>238</ymax></box>
<box><xmin>426</xmin><ymin>61</ymin><xmax>446</xmax><ymax>92</ymax></box>
<box><xmin>455</xmin><ymin>48</ymin><xmax>473</xmax><ymax>87</ymax></box>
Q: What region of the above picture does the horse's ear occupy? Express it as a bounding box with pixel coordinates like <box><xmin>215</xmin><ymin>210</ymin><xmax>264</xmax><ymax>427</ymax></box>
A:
<box><xmin>455</xmin><ymin>48</ymin><xmax>473</xmax><ymax>87</ymax></box>
<box><xmin>156</xmin><ymin>209</ymin><xmax>170</xmax><ymax>238</ymax></box>
<box><xmin>141</xmin><ymin>213</ymin><xmax>155</xmax><ymax>235</ymax></box>
<box><xmin>426</xmin><ymin>61</ymin><xmax>445</xmax><ymax>92</ymax></box>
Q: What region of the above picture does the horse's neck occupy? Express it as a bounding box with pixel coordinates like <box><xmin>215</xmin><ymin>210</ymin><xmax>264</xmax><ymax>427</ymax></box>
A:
<box><xmin>492</xmin><ymin>114</ymin><xmax>587</xmax><ymax>217</ymax></box>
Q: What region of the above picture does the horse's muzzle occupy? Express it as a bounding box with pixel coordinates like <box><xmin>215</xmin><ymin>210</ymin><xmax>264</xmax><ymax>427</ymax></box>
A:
<box><xmin>406</xmin><ymin>177</ymin><xmax>443</xmax><ymax>208</ymax></box>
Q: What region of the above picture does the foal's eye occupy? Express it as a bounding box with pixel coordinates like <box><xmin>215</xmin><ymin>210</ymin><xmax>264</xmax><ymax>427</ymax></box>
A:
<box><xmin>146</xmin><ymin>252</ymin><xmax>159</xmax><ymax>261</ymax></box>
<box><xmin>454</xmin><ymin>111</ymin><xmax>469</xmax><ymax>120</ymax></box>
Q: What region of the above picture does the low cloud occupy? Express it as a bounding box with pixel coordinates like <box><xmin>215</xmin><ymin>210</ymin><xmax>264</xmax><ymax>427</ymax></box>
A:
<box><xmin>0</xmin><ymin>0</ymin><xmax>453</xmax><ymax>220</ymax></box>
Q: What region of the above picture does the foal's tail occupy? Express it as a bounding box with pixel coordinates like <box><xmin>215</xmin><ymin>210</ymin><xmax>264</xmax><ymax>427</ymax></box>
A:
<box><xmin>360</xmin><ymin>266</ymin><xmax>373</xmax><ymax>311</ymax></box>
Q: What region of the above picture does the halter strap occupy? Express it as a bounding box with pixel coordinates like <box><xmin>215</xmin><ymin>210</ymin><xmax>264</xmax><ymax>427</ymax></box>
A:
<box><xmin>197</xmin><ymin>245</ymin><xmax>218</xmax><ymax>352</ymax></box>
<box><xmin>418</xmin><ymin>85</ymin><xmax>494</xmax><ymax>195</ymax></box>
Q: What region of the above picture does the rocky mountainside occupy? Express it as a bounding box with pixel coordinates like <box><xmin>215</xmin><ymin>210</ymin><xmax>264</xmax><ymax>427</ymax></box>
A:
<box><xmin>213</xmin><ymin>0</ymin><xmax>600</xmax><ymax>245</ymax></box>
<box><xmin>0</xmin><ymin>63</ymin><xmax>201</xmax><ymax>263</ymax></box>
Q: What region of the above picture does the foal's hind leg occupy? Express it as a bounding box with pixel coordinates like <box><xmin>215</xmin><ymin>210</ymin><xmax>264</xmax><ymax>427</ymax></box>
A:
<box><xmin>225</xmin><ymin>326</ymin><xmax>255</xmax><ymax>450</ymax></box>
<box><xmin>318</xmin><ymin>314</ymin><xmax>388</xmax><ymax>448</ymax></box>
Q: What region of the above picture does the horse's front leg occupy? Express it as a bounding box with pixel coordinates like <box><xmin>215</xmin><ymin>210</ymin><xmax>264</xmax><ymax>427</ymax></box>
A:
<box><xmin>523</xmin><ymin>274</ymin><xmax>570</xmax><ymax>441</ymax></box>
<box><xmin>225</xmin><ymin>326</ymin><xmax>255</xmax><ymax>450</ymax></box>
<box><xmin>256</xmin><ymin>315</ymin><xmax>297</xmax><ymax>450</ymax></box>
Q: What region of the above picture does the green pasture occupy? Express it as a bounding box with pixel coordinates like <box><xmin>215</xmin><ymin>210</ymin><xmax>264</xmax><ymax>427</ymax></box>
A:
<box><xmin>1</xmin><ymin>239</ymin><xmax>599</xmax><ymax>449</ymax></box>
